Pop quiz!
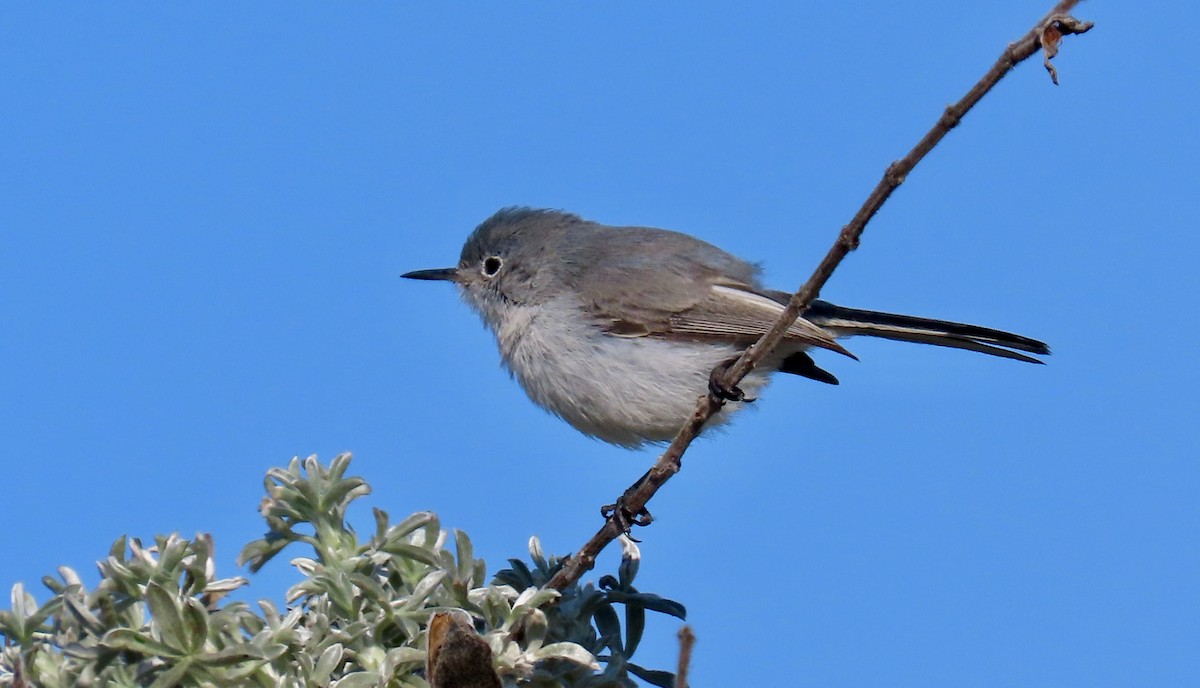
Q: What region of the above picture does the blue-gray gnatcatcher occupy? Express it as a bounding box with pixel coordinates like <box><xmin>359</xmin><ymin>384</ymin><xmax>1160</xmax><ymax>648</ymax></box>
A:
<box><xmin>404</xmin><ymin>208</ymin><xmax>1049</xmax><ymax>447</ymax></box>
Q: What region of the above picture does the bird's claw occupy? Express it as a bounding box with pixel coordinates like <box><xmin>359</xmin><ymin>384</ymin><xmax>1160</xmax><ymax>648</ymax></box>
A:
<box><xmin>709</xmin><ymin>358</ymin><xmax>756</xmax><ymax>404</ymax></box>
<box><xmin>601</xmin><ymin>500</ymin><xmax>654</xmax><ymax>539</ymax></box>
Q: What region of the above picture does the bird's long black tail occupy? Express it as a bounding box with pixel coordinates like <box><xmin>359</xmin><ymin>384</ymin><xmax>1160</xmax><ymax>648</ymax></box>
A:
<box><xmin>803</xmin><ymin>300</ymin><xmax>1051</xmax><ymax>364</ymax></box>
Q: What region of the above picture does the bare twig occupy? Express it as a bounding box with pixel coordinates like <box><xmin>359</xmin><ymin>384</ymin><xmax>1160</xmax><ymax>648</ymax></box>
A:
<box><xmin>546</xmin><ymin>0</ymin><xmax>1090</xmax><ymax>592</ymax></box>
<box><xmin>676</xmin><ymin>626</ymin><xmax>696</xmax><ymax>688</ymax></box>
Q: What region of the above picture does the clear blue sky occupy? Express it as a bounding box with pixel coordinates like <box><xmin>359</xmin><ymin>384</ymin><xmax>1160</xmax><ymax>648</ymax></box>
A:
<box><xmin>2</xmin><ymin>3</ymin><xmax>1196</xmax><ymax>686</ymax></box>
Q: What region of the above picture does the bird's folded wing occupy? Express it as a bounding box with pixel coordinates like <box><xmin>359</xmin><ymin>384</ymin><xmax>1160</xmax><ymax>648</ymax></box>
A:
<box><xmin>608</xmin><ymin>283</ymin><xmax>854</xmax><ymax>358</ymax></box>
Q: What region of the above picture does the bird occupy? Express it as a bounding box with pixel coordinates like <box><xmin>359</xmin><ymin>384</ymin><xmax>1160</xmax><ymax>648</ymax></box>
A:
<box><xmin>403</xmin><ymin>208</ymin><xmax>1049</xmax><ymax>448</ymax></box>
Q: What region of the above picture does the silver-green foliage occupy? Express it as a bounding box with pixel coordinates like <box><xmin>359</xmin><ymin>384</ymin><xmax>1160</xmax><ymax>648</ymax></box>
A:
<box><xmin>0</xmin><ymin>454</ymin><xmax>684</xmax><ymax>687</ymax></box>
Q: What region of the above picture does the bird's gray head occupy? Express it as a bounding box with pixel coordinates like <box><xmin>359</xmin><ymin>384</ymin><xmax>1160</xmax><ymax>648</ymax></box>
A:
<box><xmin>402</xmin><ymin>207</ymin><xmax>583</xmax><ymax>321</ymax></box>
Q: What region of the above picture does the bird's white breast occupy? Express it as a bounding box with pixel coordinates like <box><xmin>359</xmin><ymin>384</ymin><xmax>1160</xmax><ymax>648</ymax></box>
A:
<box><xmin>491</xmin><ymin>298</ymin><xmax>770</xmax><ymax>447</ymax></box>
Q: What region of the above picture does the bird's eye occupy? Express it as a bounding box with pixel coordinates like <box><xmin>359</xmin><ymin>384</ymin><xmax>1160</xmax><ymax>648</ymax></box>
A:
<box><xmin>482</xmin><ymin>256</ymin><xmax>503</xmax><ymax>277</ymax></box>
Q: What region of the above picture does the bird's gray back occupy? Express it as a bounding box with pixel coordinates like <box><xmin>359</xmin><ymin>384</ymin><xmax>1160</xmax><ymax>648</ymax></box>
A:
<box><xmin>556</xmin><ymin>219</ymin><xmax>763</xmax><ymax>326</ymax></box>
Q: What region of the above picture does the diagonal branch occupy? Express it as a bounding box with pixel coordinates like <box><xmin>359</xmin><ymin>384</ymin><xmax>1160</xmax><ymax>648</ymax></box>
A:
<box><xmin>547</xmin><ymin>0</ymin><xmax>1091</xmax><ymax>592</ymax></box>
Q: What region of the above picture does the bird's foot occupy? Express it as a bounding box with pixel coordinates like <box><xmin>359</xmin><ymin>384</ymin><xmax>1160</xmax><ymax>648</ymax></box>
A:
<box><xmin>601</xmin><ymin>499</ymin><xmax>653</xmax><ymax>539</ymax></box>
<box><xmin>709</xmin><ymin>356</ymin><xmax>756</xmax><ymax>404</ymax></box>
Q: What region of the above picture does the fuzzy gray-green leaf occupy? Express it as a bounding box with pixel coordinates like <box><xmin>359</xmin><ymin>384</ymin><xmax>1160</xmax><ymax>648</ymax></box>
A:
<box><xmin>102</xmin><ymin>628</ymin><xmax>180</xmax><ymax>658</ymax></box>
<box><xmin>603</xmin><ymin>591</ymin><xmax>686</xmax><ymax>620</ymax></box>
<box><xmin>332</xmin><ymin>670</ymin><xmax>382</xmax><ymax>688</ymax></box>
<box><xmin>628</xmin><ymin>662</ymin><xmax>676</xmax><ymax>688</ymax></box>
<box><xmin>148</xmin><ymin>657</ymin><xmax>195</xmax><ymax>688</ymax></box>
<box><xmin>144</xmin><ymin>583</ymin><xmax>187</xmax><ymax>653</ymax></box>
<box><xmin>180</xmin><ymin>597</ymin><xmax>209</xmax><ymax>654</ymax></box>
<box><xmin>531</xmin><ymin>642</ymin><xmax>600</xmax><ymax>670</ymax></box>
<box><xmin>313</xmin><ymin>642</ymin><xmax>345</xmax><ymax>683</ymax></box>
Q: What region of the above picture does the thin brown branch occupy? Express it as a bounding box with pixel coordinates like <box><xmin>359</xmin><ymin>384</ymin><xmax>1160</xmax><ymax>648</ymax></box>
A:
<box><xmin>546</xmin><ymin>0</ymin><xmax>1090</xmax><ymax>592</ymax></box>
<box><xmin>676</xmin><ymin>625</ymin><xmax>695</xmax><ymax>688</ymax></box>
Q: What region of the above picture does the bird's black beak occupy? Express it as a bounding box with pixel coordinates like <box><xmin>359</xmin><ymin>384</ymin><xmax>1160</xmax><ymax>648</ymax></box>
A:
<box><xmin>401</xmin><ymin>267</ymin><xmax>460</xmax><ymax>282</ymax></box>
